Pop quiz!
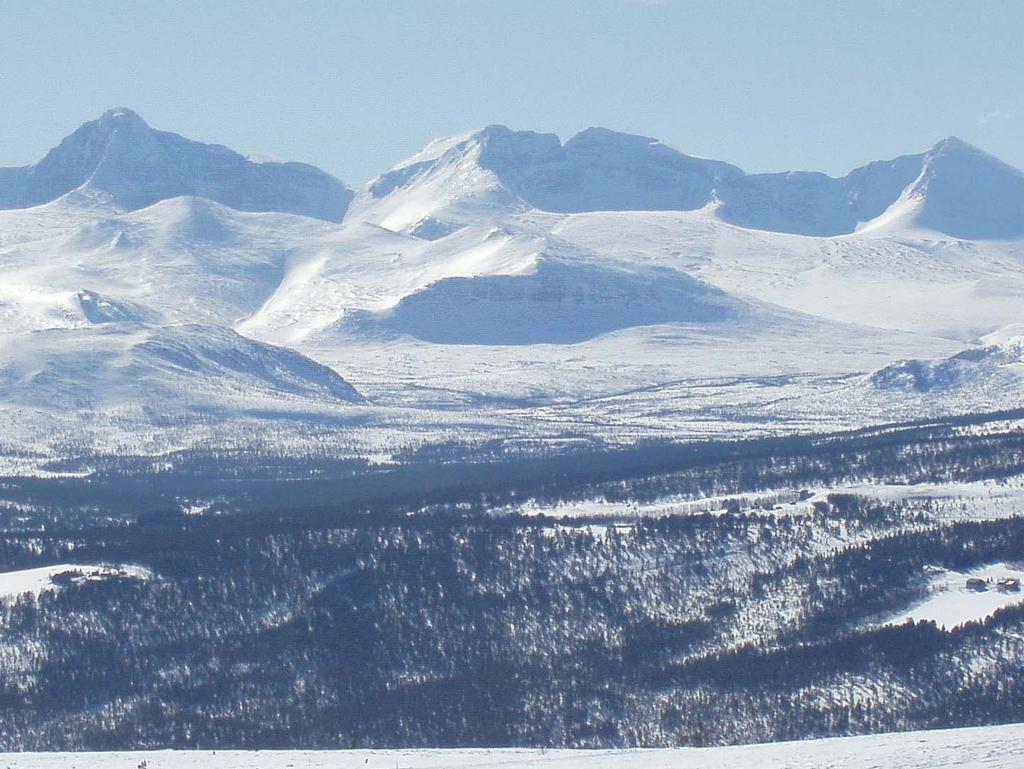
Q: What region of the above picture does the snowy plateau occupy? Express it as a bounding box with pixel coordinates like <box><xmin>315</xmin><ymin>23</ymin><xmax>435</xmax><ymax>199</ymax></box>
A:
<box><xmin>0</xmin><ymin>108</ymin><xmax>1022</xmax><ymax>472</ymax></box>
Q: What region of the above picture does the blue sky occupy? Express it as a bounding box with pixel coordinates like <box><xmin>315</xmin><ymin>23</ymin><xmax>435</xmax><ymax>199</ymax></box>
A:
<box><xmin>1</xmin><ymin>0</ymin><xmax>1021</xmax><ymax>185</ymax></box>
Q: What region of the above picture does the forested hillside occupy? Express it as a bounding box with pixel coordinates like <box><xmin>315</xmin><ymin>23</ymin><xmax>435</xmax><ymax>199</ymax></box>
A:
<box><xmin>2</xmin><ymin>415</ymin><xmax>1024</xmax><ymax>749</ymax></box>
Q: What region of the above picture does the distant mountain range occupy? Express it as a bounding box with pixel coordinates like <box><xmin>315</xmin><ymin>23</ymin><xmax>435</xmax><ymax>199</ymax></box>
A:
<box><xmin>4</xmin><ymin>110</ymin><xmax>1023</xmax><ymax>238</ymax></box>
<box><xmin>1</xmin><ymin>109</ymin><xmax>1022</xmax><ymax>471</ymax></box>
<box><xmin>366</xmin><ymin>124</ymin><xmax>1024</xmax><ymax>239</ymax></box>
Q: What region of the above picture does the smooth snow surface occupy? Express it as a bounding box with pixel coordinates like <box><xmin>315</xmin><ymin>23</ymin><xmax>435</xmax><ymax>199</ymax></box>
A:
<box><xmin>5</xmin><ymin>724</ymin><xmax>1024</xmax><ymax>768</ymax></box>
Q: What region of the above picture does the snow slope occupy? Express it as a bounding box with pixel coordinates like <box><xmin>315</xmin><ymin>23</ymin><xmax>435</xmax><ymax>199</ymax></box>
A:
<box><xmin>0</xmin><ymin>195</ymin><xmax>337</xmax><ymax>331</ymax></box>
<box><xmin>5</xmin><ymin>723</ymin><xmax>1024</xmax><ymax>768</ymax></box>
<box><xmin>552</xmin><ymin>210</ymin><xmax>1024</xmax><ymax>340</ymax></box>
<box><xmin>861</xmin><ymin>137</ymin><xmax>1024</xmax><ymax>240</ymax></box>
<box><xmin>0</xmin><ymin>324</ymin><xmax>363</xmax><ymax>412</ymax></box>
<box><xmin>342</xmin><ymin>256</ymin><xmax>740</xmax><ymax>345</ymax></box>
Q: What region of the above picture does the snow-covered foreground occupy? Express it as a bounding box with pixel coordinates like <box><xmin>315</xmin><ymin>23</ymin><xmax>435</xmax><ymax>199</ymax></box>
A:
<box><xmin>6</xmin><ymin>724</ymin><xmax>1024</xmax><ymax>768</ymax></box>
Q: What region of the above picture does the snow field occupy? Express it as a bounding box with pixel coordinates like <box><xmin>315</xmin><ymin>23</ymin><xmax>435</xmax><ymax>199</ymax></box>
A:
<box><xmin>4</xmin><ymin>723</ymin><xmax>1024</xmax><ymax>768</ymax></box>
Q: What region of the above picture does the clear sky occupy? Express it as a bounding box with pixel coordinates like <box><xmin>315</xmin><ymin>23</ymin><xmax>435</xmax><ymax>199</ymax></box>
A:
<box><xmin>1</xmin><ymin>0</ymin><xmax>1021</xmax><ymax>186</ymax></box>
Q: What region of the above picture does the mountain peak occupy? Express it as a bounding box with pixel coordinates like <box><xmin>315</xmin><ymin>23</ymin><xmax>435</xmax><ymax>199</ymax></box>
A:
<box><xmin>475</xmin><ymin>124</ymin><xmax>516</xmax><ymax>139</ymax></box>
<box><xmin>70</xmin><ymin>108</ymin><xmax>153</xmax><ymax>146</ymax></box>
<box><xmin>0</xmin><ymin>109</ymin><xmax>352</xmax><ymax>221</ymax></box>
<box><xmin>98</xmin><ymin>107</ymin><xmax>148</xmax><ymax>125</ymax></box>
<box><xmin>921</xmin><ymin>136</ymin><xmax>1017</xmax><ymax>174</ymax></box>
<box><xmin>903</xmin><ymin>135</ymin><xmax>1024</xmax><ymax>239</ymax></box>
<box><xmin>566</xmin><ymin>126</ymin><xmax>660</xmax><ymax>149</ymax></box>
<box><xmin>929</xmin><ymin>135</ymin><xmax>977</xmax><ymax>154</ymax></box>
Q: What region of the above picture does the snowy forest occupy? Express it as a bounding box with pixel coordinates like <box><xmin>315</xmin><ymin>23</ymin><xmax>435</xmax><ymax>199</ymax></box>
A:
<box><xmin>1</xmin><ymin>410</ymin><xmax>1024</xmax><ymax>749</ymax></box>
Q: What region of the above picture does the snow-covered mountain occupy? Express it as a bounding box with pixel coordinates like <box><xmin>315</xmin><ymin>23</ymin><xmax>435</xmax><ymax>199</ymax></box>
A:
<box><xmin>0</xmin><ymin>324</ymin><xmax>363</xmax><ymax>412</ymax></box>
<box><xmin>363</xmin><ymin>125</ymin><xmax>1024</xmax><ymax>238</ymax></box>
<box><xmin>341</xmin><ymin>256</ymin><xmax>741</xmax><ymax>345</ymax></box>
<box><xmin>0</xmin><ymin>109</ymin><xmax>352</xmax><ymax>221</ymax></box>
<box><xmin>859</xmin><ymin>137</ymin><xmax>1024</xmax><ymax>239</ymax></box>
<box><xmin>2</xmin><ymin>109</ymin><xmax>1023</xmax><ymax>469</ymax></box>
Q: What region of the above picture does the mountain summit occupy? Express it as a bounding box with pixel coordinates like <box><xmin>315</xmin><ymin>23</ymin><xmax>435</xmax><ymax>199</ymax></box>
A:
<box><xmin>894</xmin><ymin>136</ymin><xmax>1024</xmax><ymax>239</ymax></box>
<box><xmin>0</xmin><ymin>108</ymin><xmax>353</xmax><ymax>221</ymax></box>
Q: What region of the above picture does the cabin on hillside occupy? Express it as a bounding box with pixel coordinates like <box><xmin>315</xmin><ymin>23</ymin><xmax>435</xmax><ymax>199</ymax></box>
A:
<box><xmin>997</xmin><ymin>577</ymin><xmax>1020</xmax><ymax>592</ymax></box>
<box><xmin>966</xmin><ymin>577</ymin><xmax>988</xmax><ymax>592</ymax></box>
